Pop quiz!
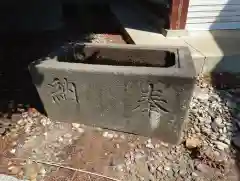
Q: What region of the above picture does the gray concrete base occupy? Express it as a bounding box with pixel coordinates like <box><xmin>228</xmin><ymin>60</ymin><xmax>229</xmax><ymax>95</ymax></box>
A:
<box><xmin>163</xmin><ymin>29</ymin><xmax>189</xmax><ymax>37</ymax></box>
<box><xmin>110</xmin><ymin>3</ymin><xmax>240</xmax><ymax>74</ymax></box>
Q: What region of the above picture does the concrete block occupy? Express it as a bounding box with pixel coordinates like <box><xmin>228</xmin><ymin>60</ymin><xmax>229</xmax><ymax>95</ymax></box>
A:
<box><xmin>29</xmin><ymin>43</ymin><xmax>196</xmax><ymax>144</ymax></box>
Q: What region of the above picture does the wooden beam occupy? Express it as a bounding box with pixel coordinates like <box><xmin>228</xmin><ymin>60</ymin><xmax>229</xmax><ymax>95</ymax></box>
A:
<box><xmin>169</xmin><ymin>0</ymin><xmax>190</xmax><ymax>30</ymax></box>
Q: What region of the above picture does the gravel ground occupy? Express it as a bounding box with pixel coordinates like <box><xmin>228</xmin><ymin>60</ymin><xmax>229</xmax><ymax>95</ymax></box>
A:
<box><xmin>0</xmin><ymin>76</ymin><xmax>240</xmax><ymax>181</ymax></box>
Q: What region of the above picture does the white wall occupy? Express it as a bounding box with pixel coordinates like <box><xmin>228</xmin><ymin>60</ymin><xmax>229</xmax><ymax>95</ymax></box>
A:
<box><xmin>186</xmin><ymin>0</ymin><xmax>240</xmax><ymax>30</ymax></box>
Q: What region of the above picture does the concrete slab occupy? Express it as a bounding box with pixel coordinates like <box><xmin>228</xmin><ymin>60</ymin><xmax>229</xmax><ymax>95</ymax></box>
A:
<box><xmin>111</xmin><ymin>3</ymin><xmax>240</xmax><ymax>74</ymax></box>
<box><xmin>187</xmin><ymin>45</ymin><xmax>205</xmax><ymax>74</ymax></box>
<box><xmin>110</xmin><ymin>2</ymin><xmax>165</xmax><ymax>45</ymax></box>
<box><xmin>181</xmin><ymin>35</ymin><xmax>240</xmax><ymax>73</ymax></box>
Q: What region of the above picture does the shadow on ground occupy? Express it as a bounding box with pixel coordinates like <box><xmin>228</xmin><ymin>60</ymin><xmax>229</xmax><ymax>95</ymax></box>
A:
<box><xmin>208</xmin><ymin>0</ymin><xmax>240</xmax><ymax>180</ymax></box>
<box><xmin>0</xmin><ymin>3</ymin><xmax>121</xmax><ymax>119</ymax></box>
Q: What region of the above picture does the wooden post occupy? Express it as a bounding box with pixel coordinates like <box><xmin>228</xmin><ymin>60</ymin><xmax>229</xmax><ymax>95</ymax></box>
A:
<box><xmin>169</xmin><ymin>0</ymin><xmax>190</xmax><ymax>30</ymax></box>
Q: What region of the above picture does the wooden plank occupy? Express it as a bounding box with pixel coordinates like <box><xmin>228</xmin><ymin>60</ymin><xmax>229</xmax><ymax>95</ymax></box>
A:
<box><xmin>187</xmin><ymin>10</ymin><xmax>240</xmax><ymax>18</ymax></box>
<box><xmin>190</xmin><ymin>0</ymin><xmax>240</xmax><ymax>6</ymax></box>
<box><xmin>187</xmin><ymin>16</ymin><xmax>240</xmax><ymax>24</ymax></box>
<box><xmin>188</xmin><ymin>5</ymin><xmax>240</xmax><ymax>12</ymax></box>
<box><xmin>169</xmin><ymin>0</ymin><xmax>190</xmax><ymax>29</ymax></box>
<box><xmin>186</xmin><ymin>22</ymin><xmax>240</xmax><ymax>30</ymax></box>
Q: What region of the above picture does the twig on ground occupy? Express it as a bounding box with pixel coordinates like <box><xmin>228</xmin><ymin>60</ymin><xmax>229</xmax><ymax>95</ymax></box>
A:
<box><xmin>11</xmin><ymin>157</ymin><xmax>121</xmax><ymax>181</ymax></box>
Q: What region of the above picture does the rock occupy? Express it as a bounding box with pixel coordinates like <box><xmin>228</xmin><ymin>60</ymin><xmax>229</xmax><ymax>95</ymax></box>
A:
<box><xmin>195</xmin><ymin>92</ymin><xmax>209</xmax><ymax>101</ymax></box>
<box><xmin>185</xmin><ymin>137</ymin><xmax>201</xmax><ymax>149</ymax></box>
<box><xmin>210</xmin><ymin>134</ymin><xmax>217</xmax><ymax>140</ymax></box>
<box><xmin>214</xmin><ymin>117</ymin><xmax>223</xmax><ymax>126</ymax></box>
<box><xmin>58</xmin><ymin>137</ymin><xmax>63</xmax><ymax>142</ymax></box>
<box><xmin>202</xmin><ymin>128</ymin><xmax>211</xmax><ymax>135</ymax></box>
<box><xmin>157</xmin><ymin>166</ymin><xmax>162</xmax><ymax>172</ymax></box>
<box><xmin>116</xmin><ymin>164</ymin><xmax>124</xmax><ymax>172</ymax></box>
<box><xmin>40</xmin><ymin>117</ymin><xmax>51</xmax><ymax>126</ymax></box>
<box><xmin>223</xmin><ymin>138</ymin><xmax>231</xmax><ymax>145</ymax></box>
<box><xmin>76</xmin><ymin>127</ymin><xmax>84</xmax><ymax>133</ymax></box>
<box><xmin>214</xmin><ymin>141</ymin><xmax>229</xmax><ymax>150</ymax></box>
<box><xmin>120</xmin><ymin>135</ymin><xmax>125</xmax><ymax>139</ymax></box>
<box><xmin>39</xmin><ymin>166</ymin><xmax>46</xmax><ymax>176</ymax></box>
<box><xmin>218</xmin><ymin>136</ymin><xmax>226</xmax><ymax>141</ymax></box>
<box><xmin>196</xmin><ymin>163</ymin><xmax>212</xmax><ymax>173</ymax></box>
<box><xmin>115</xmin><ymin>144</ymin><xmax>120</xmax><ymax>149</ymax></box>
<box><xmin>10</xmin><ymin>149</ymin><xmax>16</xmax><ymax>154</ymax></box>
<box><xmin>63</xmin><ymin>133</ymin><xmax>72</xmax><ymax>138</ymax></box>
<box><xmin>223</xmin><ymin>127</ymin><xmax>227</xmax><ymax>133</ymax></box>
<box><xmin>146</xmin><ymin>143</ymin><xmax>154</xmax><ymax>149</ymax></box>
<box><xmin>192</xmin><ymin>172</ymin><xmax>198</xmax><ymax>177</ymax></box>
<box><xmin>211</xmin><ymin>122</ymin><xmax>218</xmax><ymax>132</ymax></box>
<box><xmin>17</xmin><ymin>119</ymin><xmax>25</xmax><ymax>126</ymax></box>
<box><xmin>72</xmin><ymin>123</ymin><xmax>80</xmax><ymax>129</ymax></box>
<box><xmin>8</xmin><ymin>166</ymin><xmax>21</xmax><ymax>175</ymax></box>
<box><xmin>164</xmin><ymin>166</ymin><xmax>171</xmax><ymax>171</ymax></box>
<box><xmin>147</xmin><ymin>163</ymin><xmax>156</xmax><ymax>173</ymax></box>
<box><xmin>193</xmin><ymin>125</ymin><xmax>200</xmax><ymax>133</ymax></box>
<box><xmin>22</xmin><ymin>112</ymin><xmax>28</xmax><ymax>118</ymax></box>
<box><xmin>0</xmin><ymin>127</ymin><xmax>5</xmax><ymax>134</ymax></box>
<box><xmin>102</xmin><ymin>132</ymin><xmax>108</xmax><ymax>138</ymax></box>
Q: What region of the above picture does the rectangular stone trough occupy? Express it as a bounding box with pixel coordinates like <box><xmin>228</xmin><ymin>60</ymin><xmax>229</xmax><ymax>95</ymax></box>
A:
<box><xmin>29</xmin><ymin>43</ymin><xmax>196</xmax><ymax>144</ymax></box>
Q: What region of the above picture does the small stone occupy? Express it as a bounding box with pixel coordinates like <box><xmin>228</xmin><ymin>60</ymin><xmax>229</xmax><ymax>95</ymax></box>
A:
<box><xmin>115</xmin><ymin>144</ymin><xmax>120</xmax><ymax>149</ymax></box>
<box><xmin>116</xmin><ymin>164</ymin><xmax>124</xmax><ymax>172</ymax></box>
<box><xmin>211</xmin><ymin>122</ymin><xmax>218</xmax><ymax>132</ymax></box>
<box><xmin>103</xmin><ymin>132</ymin><xmax>108</xmax><ymax>137</ymax></box>
<box><xmin>120</xmin><ymin>135</ymin><xmax>125</xmax><ymax>139</ymax></box>
<box><xmin>210</xmin><ymin>134</ymin><xmax>217</xmax><ymax>140</ymax></box>
<box><xmin>157</xmin><ymin>166</ymin><xmax>162</xmax><ymax>172</ymax></box>
<box><xmin>0</xmin><ymin>127</ymin><xmax>5</xmax><ymax>134</ymax></box>
<box><xmin>10</xmin><ymin>149</ymin><xmax>16</xmax><ymax>154</ymax></box>
<box><xmin>147</xmin><ymin>139</ymin><xmax>152</xmax><ymax>143</ymax></box>
<box><xmin>11</xmin><ymin>141</ymin><xmax>17</xmax><ymax>146</ymax></box>
<box><xmin>17</xmin><ymin>119</ymin><xmax>25</xmax><ymax>126</ymax></box>
<box><xmin>134</xmin><ymin>153</ymin><xmax>144</xmax><ymax>160</ymax></box>
<box><xmin>192</xmin><ymin>172</ymin><xmax>198</xmax><ymax>177</ymax></box>
<box><xmin>148</xmin><ymin>163</ymin><xmax>156</xmax><ymax>173</ymax></box>
<box><xmin>223</xmin><ymin>127</ymin><xmax>227</xmax><ymax>133</ymax></box>
<box><xmin>8</xmin><ymin>166</ymin><xmax>21</xmax><ymax>175</ymax></box>
<box><xmin>40</xmin><ymin>117</ymin><xmax>51</xmax><ymax>126</ymax></box>
<box><xmin>58</xmin><ymin>137</ymin><xmax>63</xmax><ymax>142</ymax></box>
<box><xmin>202</xmin><ymin>127</ymin><xmax>211</xmax><ymax>135</ymax></box>
<box><xmin>107</xmin><ymin>133</ymin><xmax>114</xmax><ymax>139</ymax></box>
<box><xmin>179</xmin><ymin>169</ymin><xmax>187</xmax><ymax>176</ymax></box>
<box><xmin>194</xmin><ymin>125</ymin><xmax>200</xmax><ymax>133</ymax></box>
<box><xmin>64</xmin><ymin>133</ymin><xmax>72</xmax><ymax>138</ymax></box>
<box><xmin>39</xmin><ymin>167</ymin><xmax>46</xmax><ymax>176</ymax></box>
<box><xmin>146</xmin><ymin>143</ymin><xmax>154</xmax><ymax>149</ymax></box>
<box><xmin>113</xmin><ymin>133</ymin><xmax>118</xmax><ymax>138</ymax></box>
<box><xmin>22</xmin><ymin>112</ymin><xmax>28</xmax><ymax>118</ymax></box>
<box><xmin>214</xmin><ymin>117</ymin><xmax>224</xmax><ymax>127</ymax></box>
<box><xmin>223</xmin><ymin>138</ymin><xmax>231</xmax><ymax>145</ymax></box>
<box><xmin>72</xmin><ymin>123</ymin><xmax>80</xmax><ymax>129</ymax></box>
<box><xmin>214</xmin><ymin>141</ymin><xmax>229</xmax><ymax>150</ymax></box>
<box><xmin>195</xmin><ymin>92</ymin><xmax>209</xmax><ymax>100</ymax></box>
<box><xmin>161</xmin><ymin>142</ymin><xmax>168</xmax><ymax>147</ymax></box>
<box><xmin>186</xmin><ymin>137</ymin><xmax>201</xmax><ymax>149</ymax></box>
<box><xmin>76</xmin><ymin>127</ymin><xmax>84</xmax><ymax>133</ymax></box>
<box><xmin>164</xmin><ymin>166</ymin><xmax>171</xmax><ymax>171</ymax></box>
<box><xmin>196</xmin><ymin>163</ymin><xmax>214</xmax><ymax>176</ymax></box>
<box><xmin>218</xmin><ymin>136</ymin><xmax>226</xmax><ymax>141</ymax></box>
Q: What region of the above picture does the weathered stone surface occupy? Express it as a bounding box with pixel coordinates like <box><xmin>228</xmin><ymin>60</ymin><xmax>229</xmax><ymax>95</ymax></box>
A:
<box><xmin>29</xmin><ymin>43</ymin><xmax>196</xmax><ymax>144</ymax></box>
